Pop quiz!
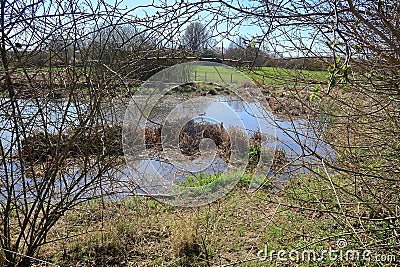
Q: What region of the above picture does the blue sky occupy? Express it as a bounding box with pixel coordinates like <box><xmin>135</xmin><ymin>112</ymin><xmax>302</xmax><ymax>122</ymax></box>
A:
<box><xmin>100</xmin><ymin>0</ymin><xmax>260</xmax><ymax>43</ymax></box>
<box><xmin>96</xmin><ymin>0</ymin><xmax>324</xmax><ymax>57</ymax></box>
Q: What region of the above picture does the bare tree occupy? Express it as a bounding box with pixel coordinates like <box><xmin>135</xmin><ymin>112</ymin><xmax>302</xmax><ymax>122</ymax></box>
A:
<box><xmin>0</xmin><ymin>0</ymin><xmax>187</xmax><ymax>265</ymax></box>
<box><xmin>181</xmin><ymin>22</ymin><xmax>215</xmax><ymax>56</ymax></box>
<box><xmin>1</xmin><ymin>0</ymin><xmax>399</xmax><ymax>265</ymax></box>
<box><xmin>152</xmin><ymin>0</ymin><xmax>400</xmax><ymax>259</ymax></box>
<box><xmin>224</xmin><ymin>36</ymin><xmax>268</xmax><ymax>67</ymax></box>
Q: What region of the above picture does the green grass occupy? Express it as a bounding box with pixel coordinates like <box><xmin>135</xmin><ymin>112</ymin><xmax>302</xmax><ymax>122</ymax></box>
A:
<box><xmin>190</xmin><ymin>65</ymin><xmax>252</xmax><ymax>84</ymax></box>
<box><xmin>179</xmin><ymin>170</ymin><xmax>269</xmax><ymax>189</ymax></box>
<box><xmin>246</xmin><ymin>67</ymin><xmax>328</xmax><ymax>87</ymax></box>
<box><xmin>180</xmin><ymin>172</ymin><xmax>222</xmax><ymax>187</ymax></box>
<box><xmin>189</xmin><ymin>65</ymin><xmax>327</xmax><ymax>88</ymax></box>
<box><xmin>175</xmin><ymin>171</ymin><xmax>242</xmax><ymax>198</ymax></box>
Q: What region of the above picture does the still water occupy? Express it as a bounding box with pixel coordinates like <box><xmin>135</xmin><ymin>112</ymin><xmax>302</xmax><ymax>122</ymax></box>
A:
<box><xmin>0</xmin><ymin>96</ymin><xmax>333</xmax><ymax>200</ymax></box>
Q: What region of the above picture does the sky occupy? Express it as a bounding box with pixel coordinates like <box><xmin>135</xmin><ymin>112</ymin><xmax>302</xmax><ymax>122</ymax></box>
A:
<box><xmin>6</xmin><ymin>0</ymin><xmax>326</xmax><ymax>57</ymax></box>
<box><xmin>105</xmin><ymin>0</ymin><xmax>325</xmax><ymax>57</ymax></box>
<box><xmin>98</xmin><ymin>0</ymin><xmax>268</xmax><ymax>49</ymax></box>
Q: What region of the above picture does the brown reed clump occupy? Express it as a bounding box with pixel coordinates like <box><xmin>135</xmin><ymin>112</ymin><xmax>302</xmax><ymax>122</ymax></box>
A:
<box><xmin>178</xmin><ymin>119</ymin><xmax>231</xmax><ymax>156</ymax></box>
<box><xmin>21</xmin><ymin>119</ymin><xmax>243</xmax><ymax>164</ymax></box>
<box><xmin>21</xmin><ymin>124</ymin><xmax>124</xmax><ymax>164</ymax></box>
<box><xmin>144</xmin><ymin>126</ymin><xmax>162</xmax><ymax>149</ymax></box>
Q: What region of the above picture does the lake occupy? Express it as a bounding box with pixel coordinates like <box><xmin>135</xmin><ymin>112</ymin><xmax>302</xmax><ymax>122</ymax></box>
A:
<box><xmin>0</xmin><ymin>95</ymin><xmax>334</xmax><ymax>202</ymax></box>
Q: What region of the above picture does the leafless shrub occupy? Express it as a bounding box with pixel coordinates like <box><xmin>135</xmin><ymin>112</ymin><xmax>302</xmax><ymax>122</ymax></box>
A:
<box><xmin>0</xmin><ymin>0</ymin><xmax>192</xmax><ymax>265</ymax></box>
<box><xmin>1</xmin><ymin>0</ymin><xmax>399</xmax><ymax>265</ymax></box>
<box><xmin>149</xmin><ymin>0</ymin><xmax>400</xmax><ymax>260</ymax></box>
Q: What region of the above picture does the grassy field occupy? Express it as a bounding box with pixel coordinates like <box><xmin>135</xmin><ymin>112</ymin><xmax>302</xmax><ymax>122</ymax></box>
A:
<box><xmin>189</xmin><ymin>65</ymin><xmax>249</xmax><ymax>84</ymax></box>
<box><xmin>245</xmin><ymin>67</ymin><xmax>327</xmax><ymax>87</ymax></box>
<box><xmin>190</xmin><ymin>65</ymin><xmax>328</xmax><ymax>88</ymax></box>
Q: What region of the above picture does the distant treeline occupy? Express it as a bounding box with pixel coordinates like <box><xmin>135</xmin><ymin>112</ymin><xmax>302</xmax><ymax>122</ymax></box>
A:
<box><xmin>11</xmin><ymin>48</ymin><xmax>329</xmax><ymax>71</ymax></box>
<box><xmin>8</xmin><ymin>22</ymin><xmax>331</xmax><ymax>78</ymax></box>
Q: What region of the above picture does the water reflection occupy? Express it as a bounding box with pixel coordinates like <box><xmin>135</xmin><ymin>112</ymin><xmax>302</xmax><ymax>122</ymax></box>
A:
<box><xmin>0</xmin><ymin>95</ymin><xmax>334</xmax><ymax>199</ymax></box>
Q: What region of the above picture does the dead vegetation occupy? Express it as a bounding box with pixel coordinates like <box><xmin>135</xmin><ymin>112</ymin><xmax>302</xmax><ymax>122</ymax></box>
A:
<box><xmin>21</xmin><ymin>119</ymin><xmax>267</xmax><ymax>166</ymax></box>
<box><xmin>37</xmin><ymin>187</ymin><xmax>287</xmax><ymax>266</ymax></box>
<box><xmin>20</xmin><ymin>125</ymin><xmax>124</xmax><ymax>164</ymax></box>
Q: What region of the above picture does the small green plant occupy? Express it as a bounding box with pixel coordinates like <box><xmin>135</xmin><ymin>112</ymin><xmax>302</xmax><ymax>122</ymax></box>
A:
<box><xmin>326</xmin><ymin>59</ymin><xmax>350</xmax><ymax>92</ymax></box>
<box><xmin>249</xmin><ymin>145</ymin><xmax>261</xmax><ymax>162</ymax></box>
<box><xmin>151</xmin><ymin>258</ymin><xmax>163</xmax><ymax>266</ymax></box>
<box><xmin>310</xmin><ymin>85</ymin><xmax>320</xmax><ymax>102</ymax></box>
<box><xmin>180</xmin><ymin>172</ymin><xmax>221</xmax><ymax>187</ymax></box>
